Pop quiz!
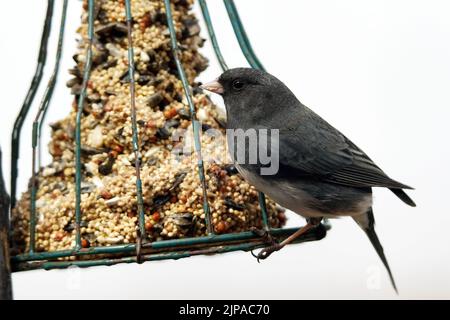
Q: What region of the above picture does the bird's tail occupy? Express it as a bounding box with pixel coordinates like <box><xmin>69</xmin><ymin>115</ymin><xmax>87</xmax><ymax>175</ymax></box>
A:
<box><xmin>390</xmin><ymin>188</ymin><xmax>416</xmax><ymax>207</ymax></box>
<box><xmin>365</xmin><ymin>224</ymin><xmax>398</xmax><ymax>293</ymax></box>
<box><xmin>353</xmin><ymin>208</ymin><xmax>398</xmax><ymax>293</ymax></box>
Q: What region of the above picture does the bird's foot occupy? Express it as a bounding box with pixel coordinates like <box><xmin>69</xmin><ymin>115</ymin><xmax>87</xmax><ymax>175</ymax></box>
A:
<box><xmin>250</xmin><ymin>227</ymin><xmax>282</xmax><ymax>262</ymax></box>
<box><xmin>251</xmin><ymin>243</ymin><xmax>284</xmax><ymax>262</ymax></box>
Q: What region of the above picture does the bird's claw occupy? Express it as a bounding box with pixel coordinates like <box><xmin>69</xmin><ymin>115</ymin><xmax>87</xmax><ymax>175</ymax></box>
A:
<box><xmin>250</xmin><ymin>227</ymin><xmax>283</xmax><ymax>261</ymax></box>
<box><xmin>251</xmin><ymin>243</ymin><xmax>283</xmax><ymax>262</ymax></box>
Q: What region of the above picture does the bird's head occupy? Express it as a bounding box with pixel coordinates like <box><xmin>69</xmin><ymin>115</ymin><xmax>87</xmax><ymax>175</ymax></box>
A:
<box><xmin>200</xmin><ymin>68</ymin><xmax>295</xmax><ymax>126</ymax></box>
<box><xmin>201</xmin><ymin>67</ymin><xmax>271</xmax><ymax>99</ymax></box>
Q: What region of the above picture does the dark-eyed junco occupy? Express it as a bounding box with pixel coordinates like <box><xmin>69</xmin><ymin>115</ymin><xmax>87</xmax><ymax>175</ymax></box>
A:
<box><xmin>201</xmin><ymin>68</ymin><xmax>415</xmax><ymax>292</ymax></box>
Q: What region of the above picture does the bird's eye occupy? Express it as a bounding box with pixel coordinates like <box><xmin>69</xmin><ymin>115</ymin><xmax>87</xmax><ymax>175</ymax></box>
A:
<box><xmin>232</xmin><ymin>79</ymin><xmax>244</xmax><ymax>91</ymax></box>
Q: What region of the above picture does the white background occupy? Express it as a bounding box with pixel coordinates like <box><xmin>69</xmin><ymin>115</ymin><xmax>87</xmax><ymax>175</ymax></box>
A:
<box><xmin>1</xmin><ymin>0</ymin><xmax>449</xmax><ymax>299</ymax></box>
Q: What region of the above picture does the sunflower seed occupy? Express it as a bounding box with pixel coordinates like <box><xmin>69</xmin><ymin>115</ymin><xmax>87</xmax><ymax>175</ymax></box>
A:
<box><xmin>169</xmin><ymin>172</ymin><xmax>187</xmax><ymax>191</ymax></box>
<box><xmin>98</xmin><ymin>156</ymin><xmax>115</xmax><ymax>175</ymax></box>
<box><xmin>95</xmin><ymin>22</ymin><xmax>128</xmax><ymax>38</ymax></box>
<box><xmin>146</xmin><ymin>92</ymin><xmax>163</xmax><ymax>108</ymax></box>
<box><xmin>224</xmin><ymin>197</ymin><xmax>244</xmax><ymax>211</ymax></box>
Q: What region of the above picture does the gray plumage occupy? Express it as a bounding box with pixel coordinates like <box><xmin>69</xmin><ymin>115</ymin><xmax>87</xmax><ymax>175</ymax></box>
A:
<box><xmin>202</xmin><ymin>68</ymin><xmax>416</xmax><ymax>292</ymax></box>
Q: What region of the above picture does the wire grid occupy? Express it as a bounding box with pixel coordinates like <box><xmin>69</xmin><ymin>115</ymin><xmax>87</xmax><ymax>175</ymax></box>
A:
<box><xmin>10</xmin><ymin>0</ymin><xmax>328</xmax><ymax>272</ymax></box>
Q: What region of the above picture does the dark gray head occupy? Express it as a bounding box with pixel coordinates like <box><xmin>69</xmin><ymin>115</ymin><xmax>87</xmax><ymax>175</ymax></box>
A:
<box><xmin>201</xmin><ymin>68</ymin><xmax>299</xmax><ymax>127</ymax></box>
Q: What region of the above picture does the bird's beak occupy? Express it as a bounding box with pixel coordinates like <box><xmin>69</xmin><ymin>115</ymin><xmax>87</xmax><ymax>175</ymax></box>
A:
<box><xmin>200</xmin><ymin>79</ymin><xmax>224</xmax><ymax>95</ymax></box>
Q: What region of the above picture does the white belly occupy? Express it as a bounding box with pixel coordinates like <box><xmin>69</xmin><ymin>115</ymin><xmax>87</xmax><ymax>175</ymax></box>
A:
<box><xmin>236</xmin><ymin>165</ymin><xmax>372</xmax><ymax>219</ymax></box>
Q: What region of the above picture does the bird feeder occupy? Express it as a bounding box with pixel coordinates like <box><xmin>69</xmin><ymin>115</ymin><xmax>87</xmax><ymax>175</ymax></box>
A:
<box><xmin>0</xmin><ymin>0</ymin><xmax>329</xmax><ymax>299</ymax></box>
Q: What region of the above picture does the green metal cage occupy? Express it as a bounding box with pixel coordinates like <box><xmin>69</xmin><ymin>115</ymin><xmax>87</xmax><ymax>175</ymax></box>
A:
<box><xmin>3</xmin><ymin>0</ymin><xmax>330</xmax><ymax>275</ymax></box>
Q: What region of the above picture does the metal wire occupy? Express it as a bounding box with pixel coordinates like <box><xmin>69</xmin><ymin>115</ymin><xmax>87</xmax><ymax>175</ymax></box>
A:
<box><xmin>74</xmin><ymin>0</ymin><xmax>95</xmax><ymax>250</ymax></box>
<box><xmin>198</xmin><ymin>0</ymin><xmax>228</xmax><ymax>71</ymax></box>
<box><xmin>17</xmin><ymin>226</ymin><xmax>326</xmax><ymax>271</ymax></box>
<box><xmin>223</xmin><ymin>0</ymin><xmax>265</xmax><ymax>71</ymax></box>
<box><xmin>30</xmin><ymin>0</ymin><xmax>68</xmax><ymax>254</ymax></box>
<box><xmin>124</xmin><ymin>0</ymin><xmax>147</xmax><ymax>248</ymax></box>
<box><xmin>164</xmin><ymin>0</ymin><xmax>213</xmax><ymax>234</ymax></box>
<box><xmin>200</xmin><ymin>0</ymin><xmax>269</xmax><ymax>230</ymax></box>
<box><xmin>223</xmin><ymin>0</ymin><xmax>269</xmax><ymax>229</ymax></box>
<box><xmin>11</xmin><ymin>225</ymin><xmax>327</xmax><ymax>271</ymax></box>
<box><xmin>198</xmin><ymin>0</ymin><xmax>269</xmax><ymax>230</ymax></box>
<box><xmin>12</xmin><ymin>226</ymin><xmax>321</xmax><ymax>263</ymax></box>
<box><xmin>10</xmin><ymin>0</ymin><xmax>54</xmax><ymax>209</ymax></box>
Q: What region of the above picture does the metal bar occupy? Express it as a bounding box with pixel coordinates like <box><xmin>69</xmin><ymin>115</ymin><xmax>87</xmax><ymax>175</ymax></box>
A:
<box><xmin>74</xmin><ymin>0</ymin><xmax>95</xmax><ymax>250</ymax></box>
<box><xmin>17</xmin><ymin>243</ymin><xmax>267</xmax><ymax>271</ymax></box>
<box><xmin>11</xmin><ymin>225</ymin><xmax>327</xmax><ymax>263</ymax></box>
<box><xmin>12</xmin><ymin>225</ymin><xmax>327</xmax><ymax>271</ymax></box>
<box><xmin>198</xmin><ymin>0</ymin><xmax>229</xmax><ymax>71</ymax></box>
<box><xmin>223</xmin><ymin>0</ymin><xmax>269</xmax><ymax>229</ymax></box>
<box><xmin>37</xmin><ymin>1</ymin><xmax>68</xmax><ymax>168</ymax></box>
<box><xmin>199</xmin><ymin>1</ymin><xmax>270</xmax><ymax>230</ymax></box>
<box><xmin>0</xmin><ymin>149</ymin><xmax>12</xmax><ymax>299</ymax></box>
<box><xmin>37</xmin><ymin>0</ymin><xmax>69</xmax><ymax>161</ymax></box>
<box><xmin>223</xmin><ymin>0</ymin><xmax>265</xmax><ymax>71</ymax></box>
<box><xmin>29</xmin><ymin>122</ymin><xmax>38</xmax><ymax>253</ymax></box>
<box><xmin>124</xmin><ymin>0</ymin><xmax>146</xmax><ymax>241</ymax></box>
<box><xmin>258</xmin><ymin>192</ymin><xmax>269</xmax><ymax>230</ymax></box>
<box><xmin>10</xmin><ymin>0</ymin><xmax>54</xmax><ymax>209</ymax></box>
<box><xmin>164</xmin><ymin>0</ymin><xmax>213</xmax><ymax>234</ymax></box>
<box><xmin>30</xmin><ymin>0</ymin><xmax>68</xmax><ymax>254</ymax></box>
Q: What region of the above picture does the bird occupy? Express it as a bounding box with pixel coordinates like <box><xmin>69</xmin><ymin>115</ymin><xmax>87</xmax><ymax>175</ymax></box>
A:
<box><xmin>200</xmin><ymin>67</ymin><xmax>415</xmax><ymax>292</ymax></box>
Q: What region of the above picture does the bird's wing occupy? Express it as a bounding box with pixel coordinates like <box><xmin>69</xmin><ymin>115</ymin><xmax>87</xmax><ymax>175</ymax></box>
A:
<box><xmin>277</xmin><ymin>114</ymin><xmax>412</xmax><ymax>190</ymax></box>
